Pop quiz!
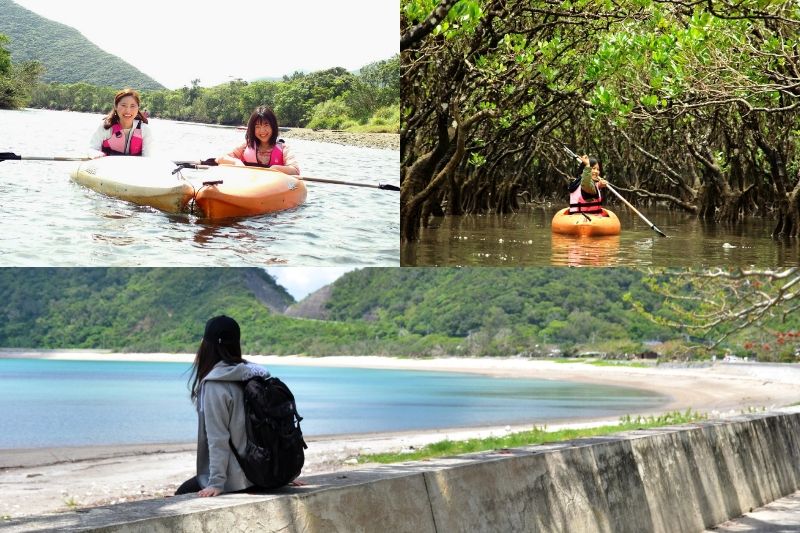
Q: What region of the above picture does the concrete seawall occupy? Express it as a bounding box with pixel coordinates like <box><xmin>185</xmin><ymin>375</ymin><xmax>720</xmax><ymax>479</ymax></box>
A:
<box><xmin>6</xmin><ymin>409</ymin><xmax>800</xmax><ymax>533</ymax></box>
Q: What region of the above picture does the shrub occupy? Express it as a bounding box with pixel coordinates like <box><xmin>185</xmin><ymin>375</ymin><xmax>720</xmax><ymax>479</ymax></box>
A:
<box><xmin>306</xmin><ymin>99</ymin><xmax>353</xmax><ymax>130</ymax></box>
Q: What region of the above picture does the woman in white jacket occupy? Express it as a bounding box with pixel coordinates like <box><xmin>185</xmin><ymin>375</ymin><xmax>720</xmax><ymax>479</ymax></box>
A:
<box><xmin>88</xmin><ymin>88</ymin><xmax>154</xmax><ymax>158</ymax></box>
<box><xmin>175</xmin><ymin>315</ymin><xmax>269</xmax><ymax>497</ymax></box>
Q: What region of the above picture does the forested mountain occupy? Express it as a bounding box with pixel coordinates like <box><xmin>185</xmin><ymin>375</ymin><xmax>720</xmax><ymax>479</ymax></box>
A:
<box><xmin>318</xmin><ymin>268</ymin><xmax>668</xmax><ymax>342</ymax></box>
<box><xmin>0</xmin><ymin>268</ymin><xmax>795</xmax><ymax>359</ymax></box>
<box><xmin>0</xmin><ymin>0</ymin><xmax>164</xmax><ymax>90</ymax></box>
<box><xmin>0</xmin><ymin>269</ymin><xmax>295</xmax><ymax>351</ymax></box>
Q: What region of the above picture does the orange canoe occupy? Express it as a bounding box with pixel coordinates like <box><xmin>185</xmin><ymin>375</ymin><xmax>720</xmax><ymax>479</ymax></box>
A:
<box><xmin>551</xmin><ymin>208</ymin><xmax>621</xmax><ymax>236</ymax></box>
<box><xmin>192</xmin><ymin>166</ymin><xmax>307</xmax><ymax>219</ymax></box>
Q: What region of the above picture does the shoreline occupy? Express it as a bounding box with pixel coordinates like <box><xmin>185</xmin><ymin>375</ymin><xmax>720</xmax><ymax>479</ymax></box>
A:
<box><xmin>4</xmin><ymin>353</ymin><xmax>800</xmax><ymax>518</ymax></box>
<box><xmin>22</xmin><ymin>108</ymin><xmax>400</xmax><ymax>152</ymax></box>
<box><xmin>282</xmin><ymin>127</ymin><xmax>399</xmax><ymax>151</ymax></box>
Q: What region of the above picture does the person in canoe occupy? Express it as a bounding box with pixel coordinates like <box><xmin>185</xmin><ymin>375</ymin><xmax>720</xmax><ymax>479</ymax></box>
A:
<box><xmin>89</xmin><ymin>88</ymin><xmax>153</xmax><ymax>157</ymax></box>
<box><xmin>568</xmin><ymin>154</ymin><xmax>608</xmax><ymax>215</ymax></box>
<box><xmin>216</xmin><ymin>106</ymin><xmax>300</xmax><ymax>175</ymax></box>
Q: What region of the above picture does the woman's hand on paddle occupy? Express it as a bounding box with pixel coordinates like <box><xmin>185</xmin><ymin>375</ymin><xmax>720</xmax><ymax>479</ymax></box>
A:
<box><xmin>216</xmin><ymin>155</ymin><xmax>244</xmax><ymax>166</ymax></box>
<box><xmin>197</xmin><ymin>487</ymin><xmax>222</xmax><ymax>497</ymax></box>
<box><xmin>581</xmin><ymin>154</ymin><xmax>590</xmax><ymax>167</ymax></box>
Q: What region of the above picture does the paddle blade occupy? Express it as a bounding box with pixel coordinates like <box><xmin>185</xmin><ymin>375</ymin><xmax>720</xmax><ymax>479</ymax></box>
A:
<box><xmin>378</xmin><ymin>183</ymin><xmax>400</xmax><ymax>191</ymax></box>
<box><xmin>0</xmin><ymin>152</ymin><xmax>22</xmax><ymax>162</ymax></box>
<box><xmin>652</xmin><ymin>225</ymin><xmax>668</xmax><ymax>238</ymax></box>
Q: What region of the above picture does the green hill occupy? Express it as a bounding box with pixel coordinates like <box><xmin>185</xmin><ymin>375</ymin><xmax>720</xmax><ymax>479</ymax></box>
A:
<box><xmin>0</xmin><ymin>0</ymin><xmax>164</xmax><ymax>90</ymax></box>
<box><xmin>0</xmin><ymin>268</ymin><xmax>795</xmax><ymax>359</ymax></box>
<box><xmin>322</xmin><ymin>267</ymin><xmax>668</xmax><ymax>342</ymax></box>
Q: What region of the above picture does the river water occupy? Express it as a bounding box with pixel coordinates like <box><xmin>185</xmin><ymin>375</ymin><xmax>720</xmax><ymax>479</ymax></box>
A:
<box><xmin>0</xmin><ymin>358</ymin><xmax>665</xmax><ymax>448</ymax></box>
<box><xmin>0</xmin><ymin>109</ymin><xmax>399</xmax><ymax>266</ymax></box>
<box><xmin>402</xmin><ymin>206</ymin><xmax>800</xmax><ymax>267</ymax></box>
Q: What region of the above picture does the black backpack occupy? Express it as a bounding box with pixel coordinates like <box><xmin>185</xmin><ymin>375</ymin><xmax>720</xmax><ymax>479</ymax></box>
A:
<box><xmin>229</xmin><ymin>375</ymin><xmax>307</xmax><ymax>489</ymax></box>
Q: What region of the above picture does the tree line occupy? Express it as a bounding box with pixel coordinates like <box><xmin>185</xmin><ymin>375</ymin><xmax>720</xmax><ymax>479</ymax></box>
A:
<box><xmin>400</xmin><ymin>0</ymin><xmax>800</xmax><ymax>240</ymax></box>
<box><xmin>28</xmin><ymin>57</ymin><xmax>400</xmax><ymax>132</ymax></box>
<box><xmin>0</xmin><ymin>34</ymin><xmax>42</xmax><ymax>109</ymax></box>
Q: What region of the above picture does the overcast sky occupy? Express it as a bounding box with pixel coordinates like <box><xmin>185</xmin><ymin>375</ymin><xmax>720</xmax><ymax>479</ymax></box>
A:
<box><xmin>14</xmin><ymin>0</ymin><xmax>399</xmax><ymax>88</ymax></box>
<box><xmin>264</xmin><ymin>267</ymin><xmax>357</xmax><ymax>300</ymax></box>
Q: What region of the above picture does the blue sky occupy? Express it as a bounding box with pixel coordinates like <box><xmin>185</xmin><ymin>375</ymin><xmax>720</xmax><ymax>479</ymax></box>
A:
<box><xmin>264</xmin><ymin>267</ymin><xmax>357</xmax><ymax>300</ymax></box>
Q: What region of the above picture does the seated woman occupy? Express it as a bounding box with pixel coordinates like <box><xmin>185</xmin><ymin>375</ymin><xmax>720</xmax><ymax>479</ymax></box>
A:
<box><xmin>89</xmin><ymin>88</ymin><xmax>153</xmax><ymax>157</ymax></box>
<box><xmin>176</xmin><ymin>315</ymin><xmax>269</xmax><ymax>497</ymax></box>
<box><xmin>217</xmin><ymin>106</ymin><xmax>300</xmax><ymax>175</ymax></box>
<box><xmin>568</xmin><ymin>154</ymin><xmax>607</xmax><ymax>214</ymax></box>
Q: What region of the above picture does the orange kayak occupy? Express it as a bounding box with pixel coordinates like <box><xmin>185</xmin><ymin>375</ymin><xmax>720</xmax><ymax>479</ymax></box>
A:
<box><xmin>192</xmin><ymin>166</ymin><xmax>307</xmax><ymax>219</ymax></box>
<box><xmin>551</xmin><ymin>208</ymin><xmax>621</xmax><ymax>236</ymax></box>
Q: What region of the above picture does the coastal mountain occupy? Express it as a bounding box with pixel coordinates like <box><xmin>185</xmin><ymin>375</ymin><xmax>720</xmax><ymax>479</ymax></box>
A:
<box><xmin>284</xmin><ymin>285</ymin><xmax>334</xmax><ymax>320</ymax></box>
<box><xmin>0</xmin><ymin>0</ymin><xmax>164</xmax><ymax>90</ymax></box>
<box><xmin>298</xmin><ymin>267</ymin><xmax>661</xmax><ymax>338</ymax></box>
<box><xmin>0</xmin><ymin>268</ymin><xmax>293</xmax><ymax>352</ymax></box>
<box><xmin>1</xmin><ymin>268</ymin><xmax>795</xmax><ymax>358</ymax></box>
<box><xmin>0</xmin><ymin>267</ymin><xmax>666</xmax><ymax>354</ymax></box>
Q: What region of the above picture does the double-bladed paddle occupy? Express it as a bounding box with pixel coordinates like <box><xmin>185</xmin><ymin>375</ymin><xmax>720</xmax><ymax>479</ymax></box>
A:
<box><xmin>562</xmin><ymin>145</ymin><xmax>667</xmax><ymax>238</ymax></box>
<box><xmin>174</xmin><ymin>159</ymin><xmax>400</xmax><ymax>191</ymax></box>
<box><xmin>0</xmin><ymin>152</ymin><xmax>91</xmax><ymax>162</ymax></box>
<box><xmin>1</xmin><ymin>152</ymin><xmax>400</xmax><ymax>192</ymax></box>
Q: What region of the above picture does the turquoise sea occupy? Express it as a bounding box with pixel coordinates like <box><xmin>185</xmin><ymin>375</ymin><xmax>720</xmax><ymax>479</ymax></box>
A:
<box><xmin>0</xmin><ymin>358</ymin><xmax>667</xmax><ymax>448</ymax></box>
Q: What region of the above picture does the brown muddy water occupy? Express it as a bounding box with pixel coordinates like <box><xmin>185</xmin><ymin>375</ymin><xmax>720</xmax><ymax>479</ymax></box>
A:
<box><xmin>401</xmin><ymin>205</ymin><xmax>800</xmax><ymax>267</ymax></box>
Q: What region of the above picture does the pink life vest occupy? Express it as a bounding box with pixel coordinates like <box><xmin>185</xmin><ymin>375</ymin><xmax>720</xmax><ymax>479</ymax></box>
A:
<box><xmin>241</xmin><ymin>142</ymin><xmax>285</xmax><ymax>167</ymax></box>
<box><xmin>568</xmin><ymin>183</ymin><xmax>604</xmax><ymax>214</ymax></box>
<box><xmin>101</xmin><ymin>122</ymin><xmax>143</xmax><ymax>156</ymax></box>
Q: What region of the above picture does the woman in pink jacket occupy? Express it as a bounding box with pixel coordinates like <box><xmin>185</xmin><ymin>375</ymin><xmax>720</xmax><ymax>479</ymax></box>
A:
<box><xmin>217</xmin><ymin>106</ymin><xmax>300</xmax><ymax>175</ymax></box>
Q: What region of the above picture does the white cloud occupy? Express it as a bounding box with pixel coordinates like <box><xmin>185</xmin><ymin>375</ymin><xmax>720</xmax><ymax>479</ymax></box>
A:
<box><xmin>265</xmin><ymin>267</ymin><xmax>358</xmax><ymax>300</ymax></box>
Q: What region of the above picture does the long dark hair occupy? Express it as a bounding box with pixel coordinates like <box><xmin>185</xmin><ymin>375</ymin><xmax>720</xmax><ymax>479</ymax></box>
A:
<box><xmin>245</xmin><ymin>106</ymin><xmax>279</xmax><ymax>149</ymax></box>
<box><xmin>188</xmin><ymin>339</ymin><xmax>245</xmax><ymax>402</ymax></box>
<box><xmin>103</xmin><ymin>88</ymin><xmax>149</xmax><ymax>129</ymax></box>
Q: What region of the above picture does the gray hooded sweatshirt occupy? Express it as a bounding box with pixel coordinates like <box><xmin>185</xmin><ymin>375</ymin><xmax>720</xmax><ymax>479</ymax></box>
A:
<box><xmin>196</xmin><ymin>361</ymin><xmax>270</xmax><ymax>492</ymax></box>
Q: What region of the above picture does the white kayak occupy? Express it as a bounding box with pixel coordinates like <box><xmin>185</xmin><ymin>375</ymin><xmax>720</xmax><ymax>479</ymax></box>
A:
<box><xmin>70</xmin><ymin>157</ymin><xmax>194</xmax><ymax>213</ymax></box>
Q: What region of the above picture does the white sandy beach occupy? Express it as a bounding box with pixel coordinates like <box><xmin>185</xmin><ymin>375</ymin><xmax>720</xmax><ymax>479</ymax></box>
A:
<box><xmin>3</xmin><ymin>353</ymin><xmax>800</xmax><ymax>519</ymax></box>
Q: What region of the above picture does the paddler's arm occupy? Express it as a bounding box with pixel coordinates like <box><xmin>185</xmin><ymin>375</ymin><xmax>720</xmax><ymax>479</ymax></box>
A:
<box><xmin>216</xmin><ymin>144</ymin><xmax>246</xmax><ymax>166</ymax></box>
<box><xmin>580</xmin><ymin>165</ymin><xmax>597</xmax><ymax>195</ymax></box>
<box><xmin>140</xmin><ymin>122</ymin><xmax>154</xmax><ymax>157</ymax></box>
<box><xmin>87</xmin><ymin>124</ymin><xmax>108</xmax><ymax>159</ymax></box>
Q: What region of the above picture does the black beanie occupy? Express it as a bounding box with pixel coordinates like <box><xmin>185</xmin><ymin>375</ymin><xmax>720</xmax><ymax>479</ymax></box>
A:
<box><xmin>203</xmin><ymin>315</ymin><xmax>240</xmax><ymax>345</ymax></box>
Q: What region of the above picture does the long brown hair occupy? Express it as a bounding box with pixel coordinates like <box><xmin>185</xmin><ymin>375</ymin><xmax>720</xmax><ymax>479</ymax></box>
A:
<box><xmin>188</xmin><ymin>339</ymin><xmax>245</xmax><ymax>402</ymax></box>
<box><xmin>103</xmin><ymin>88</ymin><xmax>148</xmax><ymax>129</ymax></box>
<box><xmin>245</xmin><ymin>106</ymin><xmax>279</xmax><ymax>149</ymax></box>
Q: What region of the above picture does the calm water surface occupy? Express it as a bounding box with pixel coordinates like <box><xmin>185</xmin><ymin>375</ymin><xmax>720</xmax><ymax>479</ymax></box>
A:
<box><xmin>0</xmin><ymin>109</ymin><xmax>399</xmax><ymax>266</ymax></box>
<box><xmin>0</xmin><ymin>358</ymin><xmax>666</xmax><ymax>448</ymax></box>
<box><xmin>402</xmin><ymin>206</ymin><xmax>799</xmax><ymax>266</ymax></box>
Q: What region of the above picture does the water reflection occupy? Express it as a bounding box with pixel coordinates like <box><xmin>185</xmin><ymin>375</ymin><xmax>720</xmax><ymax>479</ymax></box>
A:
<box><xmin>550</xmin><ymin>234</ymin><xmax>620</xmax><ymax>266</ymax></box>
<box><xmin>402</xmin><ymin>206</ymin><xmax>800</xmax><ymax>267</ymax></box>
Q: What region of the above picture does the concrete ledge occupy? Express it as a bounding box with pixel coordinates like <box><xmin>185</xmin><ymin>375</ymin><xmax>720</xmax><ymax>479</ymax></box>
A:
<box><xmin>5</xmin><ymin>409</ymin><xmax>800</xmax><ymax>532</ymax></box>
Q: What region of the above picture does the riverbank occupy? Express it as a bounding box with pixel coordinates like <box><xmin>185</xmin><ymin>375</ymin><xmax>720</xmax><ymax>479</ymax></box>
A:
<box><xmin>3</xmin><ymin>353</ymin><xmax>800</xmax><ymax>518</ymax></box>
<box><xmin>282</xmin><ymin>127</ymin><xmax>399</xmax><ymax>151</ymax></box>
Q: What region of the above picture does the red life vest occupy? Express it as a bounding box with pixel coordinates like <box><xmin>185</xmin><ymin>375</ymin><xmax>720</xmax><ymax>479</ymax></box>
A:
<box><xmin>241</xmin><ymin>142</ymin><xmax>285</xmax><ymax>167</ymax></box>
<box><xmin>569</xmin><ymin>183</ymin><xmax>604</xmax><ymax>214</ymax></box>
<box><xmin>101</xmin><ymin>122</ymin><xmax>143</xmax><ymax>156</ymax></box>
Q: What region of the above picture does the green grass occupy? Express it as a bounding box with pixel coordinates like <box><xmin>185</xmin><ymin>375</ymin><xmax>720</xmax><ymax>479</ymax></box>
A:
<box><xmin>552</xmin><ymin>357</ymin><xmax>650</xmax><ymax>368</ymax></box>
<box><xmin>63</xmin><ymin>496</ymin><xmax>79</xmax><ymax>509</ymax></box>
<box><xmin>588</xmin><ymin>360</ymin><xmax>651</xmax><ymax>368</ymax></box>
<box><xmin>359</xmin><ymin>410</ymin><xmax>707</xmax><ymax>464</ymax></box>
<box><xmin>344</xmin><ymin>123</ymin><xmax>398</xmax><ymax>133</ymax></box>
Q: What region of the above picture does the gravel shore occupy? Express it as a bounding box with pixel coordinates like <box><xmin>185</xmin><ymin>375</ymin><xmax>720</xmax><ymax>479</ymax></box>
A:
<box><xmin>282</xmin><ymin>128</ymin><xmax>399</xmax><ymax>151</ymax></box>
